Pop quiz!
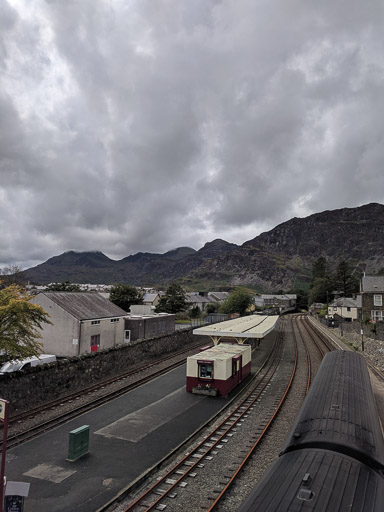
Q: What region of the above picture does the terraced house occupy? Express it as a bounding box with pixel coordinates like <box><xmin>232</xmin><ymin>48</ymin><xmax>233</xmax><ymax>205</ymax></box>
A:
<box><xmin>360</xmin><ymin>275</ymin><xmax>384</xmax><ymax>323</ymax></box>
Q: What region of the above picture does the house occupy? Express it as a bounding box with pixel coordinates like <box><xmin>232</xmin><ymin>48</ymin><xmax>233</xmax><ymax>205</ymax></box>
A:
<box><xmin>207</xmin><ymin>292</ymin><xmax>230</xmax><ymax>304</ymax></box>
<box><xmin>125</xmin><ymin>305</ymin><xmax>175</xmax><ymax>341</ymax></box>
<box><xmin>185</xmin><ymin>291</ymin><xmax>230</xmax><ymax>312</ymax></box>
<box><xmin>254</xmin><ymin>294</ymin><xmax>297</xmax><ymax>312</ymax></box>
<box><xmin>327</xmin><ymin>297</ymin><xmax>360</xmax><ymax>322</ymax></box>
<box><xmin>360</xmin><ymin>275</ymin><xmax>384</xmax><ymax>322</ymax></box>
<box><xmin>309</xmin><ymin>303</ymin><xmax>324</xmax><ymax>315</ymax></box>
<box><xmin>185</xmin><ymin>292</ymin><xmax>214</xmax><ymax>312</ymax></box>
<box><xmin>142</xmin><ymin>292</ymin><xmax>161</xmax><ymax>307</ymax></box>
<box><xmin>31</xmin><ymin>292</ymin><xmax>127</xmax><ymax>357</ymax></box>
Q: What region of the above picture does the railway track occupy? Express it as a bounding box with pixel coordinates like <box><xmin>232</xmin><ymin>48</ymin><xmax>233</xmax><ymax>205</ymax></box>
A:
<box><xmin>367</xmin><ymin>359</ymin><xmax>384</xmax><ymax>383</ymax></box>
<box><xmin>102</xmin><ymin>319</ymin><xmax>303</xmax><ymax>512</ymax></box>
<box><xmin>111</xmin><ymin>316</ymin><xmax>336</xmax><ymax>512</ymax></box>
<box><xmin>211</xmin><ymin>316</ymin><xmax>324</xmax><ymax>512</ymax></box>
<box><xmin>0</xmin><ymin>340</ymin><xmax>210</xmax><ymax>451</ymax></box>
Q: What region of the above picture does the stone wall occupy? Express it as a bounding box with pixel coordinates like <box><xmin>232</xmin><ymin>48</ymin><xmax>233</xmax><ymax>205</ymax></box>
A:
<box><xmin>361</xmin><ymin>292</ymin><xmax>384</xmax><ymax>321</ymax></box>
<box><xmin>1</xmin><ymin>328</ymin><xmax>204</xmax><ymax>412</ymax></box>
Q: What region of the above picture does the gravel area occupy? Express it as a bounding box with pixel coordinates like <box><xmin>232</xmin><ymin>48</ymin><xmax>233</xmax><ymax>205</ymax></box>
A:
<box><xmin>309</xmin><ymin>317</ymin><xmax>384</xmax><ymax>372</ymax></box>
<box><xmin>334</xmin><ymin>329</ymin><xmax>384</xmax><ymax>371</ymax></box>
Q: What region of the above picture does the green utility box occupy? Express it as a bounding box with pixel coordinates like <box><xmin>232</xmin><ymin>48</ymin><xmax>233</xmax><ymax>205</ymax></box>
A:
<box><xmin>67</xmin><ymin>425</ymin><xmax>90</xmax><ymax>462</ymax></box>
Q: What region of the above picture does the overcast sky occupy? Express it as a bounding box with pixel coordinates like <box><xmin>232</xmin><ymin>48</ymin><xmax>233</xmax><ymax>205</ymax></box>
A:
<box><xmin>1</xmin><ymin>0</ymin><xmax>383</xmax><ymax>270</ymax></box>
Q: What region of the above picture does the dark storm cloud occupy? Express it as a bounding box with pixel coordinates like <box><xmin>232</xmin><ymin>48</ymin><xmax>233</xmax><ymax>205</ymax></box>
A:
<box><xmin>0</xmin><ymin>0</ymin><xmax>383</xmax><ymax>269</ymax></box>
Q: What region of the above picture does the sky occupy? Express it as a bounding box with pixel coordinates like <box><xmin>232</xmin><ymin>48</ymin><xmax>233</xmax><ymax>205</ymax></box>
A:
<box><xmin>1</xmin><ymin>0</ymin><xmax>384</xmax><ymax>270</ymax></box>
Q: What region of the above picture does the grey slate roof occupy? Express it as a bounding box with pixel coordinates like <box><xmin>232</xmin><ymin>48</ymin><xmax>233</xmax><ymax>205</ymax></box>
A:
<box><xmin>361</xmin><ymin>276</ymin><xmax>384</xmax><ymax>293</ymax></box>
<box><xmin>41</xmin><ymin>292</ymin><xmax>127</xmax><ymax>320</ymax></box>
<box><xmin>143</xmin><ymin>293</ymin><xmax>159</xmax><ymax>303</ymax></box>
<box><xmin>330</xmin><ymin>297</ymin><xmax>358</xmax><ymax>308</ymax></box>
<box><xmin>185</xmin><ymin>293</ymin><xmax>212</xmax><ymax>304</ymax></box>
<box><xmin>208</xmin><ymin>292</ymin><xmax>230</xmax><ymax>301</ymax></box>
<box><xmin>260</xmin><ymin>294</ymin><xmax>297</xmax><ymax>300</ymax></box>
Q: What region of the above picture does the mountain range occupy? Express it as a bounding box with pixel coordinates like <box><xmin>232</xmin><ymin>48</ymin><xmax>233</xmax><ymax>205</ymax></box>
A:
<box><xmin>22</xmin><ymin>203</ymin><xmax>384</xmax><ymax>292</ymax></box>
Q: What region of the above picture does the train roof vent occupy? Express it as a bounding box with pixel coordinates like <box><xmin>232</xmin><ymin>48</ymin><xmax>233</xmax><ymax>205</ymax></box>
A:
<box><xmin>297</xmin><ymin>489</ymin><xmax>314</xmax><ymax>501</ymax></box>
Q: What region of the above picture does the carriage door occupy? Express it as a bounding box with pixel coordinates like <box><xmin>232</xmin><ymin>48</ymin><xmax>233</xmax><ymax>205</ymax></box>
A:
<box><xmin>232</xmin><ymin>355</ymin><xmax>242</xmax><ymax>383</ymax></box>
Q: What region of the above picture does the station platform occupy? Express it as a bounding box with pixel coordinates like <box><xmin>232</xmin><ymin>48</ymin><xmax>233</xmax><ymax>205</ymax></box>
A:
<box><xmin>4</xmin><ymin>339</ymin><xmax>273</xmax><ymax>512</ymax></box>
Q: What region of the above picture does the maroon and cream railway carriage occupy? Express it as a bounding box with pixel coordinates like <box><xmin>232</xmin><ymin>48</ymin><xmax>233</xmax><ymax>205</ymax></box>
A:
<box><xmin>188</xmin><ymin>315</ymin><xmax>279</xmax><ymax>397</ymax></box>
<box><xmin>186</xmin><ymin>343</ymin><xmax>252</xmax><ymax>397</ymax></box>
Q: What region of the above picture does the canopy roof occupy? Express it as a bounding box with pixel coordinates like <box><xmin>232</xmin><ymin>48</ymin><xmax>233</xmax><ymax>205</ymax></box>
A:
<box><xmin>193</xmin><ymin>315</ymin><xmax>279</xmax><ymax>344</ymax></box>
<box><xmin>188</xmin><ymin>343</ymin><xmax>250</xmax><ymax>362</ymax></box>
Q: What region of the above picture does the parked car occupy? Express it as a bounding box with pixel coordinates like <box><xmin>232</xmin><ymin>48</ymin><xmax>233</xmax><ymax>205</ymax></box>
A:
<box><xmin>0</xmin><ymin>354</ymin><xmax>57</xmax><ymax>374</ymax></box>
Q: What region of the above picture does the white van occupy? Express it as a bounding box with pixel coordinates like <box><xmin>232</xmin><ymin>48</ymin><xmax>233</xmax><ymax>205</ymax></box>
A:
<box><xmin>0</xmin><ymin>354</ymin><xmax>57</xmax><ymax>374</ymax></box>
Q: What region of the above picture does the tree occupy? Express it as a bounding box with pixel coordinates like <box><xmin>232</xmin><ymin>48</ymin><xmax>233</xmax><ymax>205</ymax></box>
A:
<box><xmin>290</xmin><ymin>288</ymin><xmax>308</xmax><ymax>311</ymax></box>
<box><xmin>219</xmin><ymin>288</ymin><xmax>253</xmax><ymax>316</ymax></box>
<box><xmin>0</xmin><ymin>265</ymin><xmax>25</xmax><ymax>289</ymax></box>
<box><xmin>46</xmin><ymin>281</ymin><xmax>81</xmax><ymax>292</ymax></box>
<box><xmin>189</xmin><ymin>306</ymin><xmax>201</xmax><ymax>319</ymax></box>
<box><xmin>334</xmin><ymin>260</ymin><xmax>359</xmax><ymax>297</ymax></box>
<box><xmin>156</xmin><ymin>284</ymin><xmax>186</xmax><ymax>314</ymax></box>
<box><xmin>206</xmin><ymin>303</ymin><xmax>218</xmax><ymax>315</ymax></box>
<box><xmin>308</xmin><ymin>278</ymin><xmax>330</xmax><ymax>306</ymax></box>
<box><xmin>308</xmin><ymin>257</ymin><xmax>332</xmax><ymax>305</ymax></box>
<box><xmin>0</xmin><ymin>285</ymin><xmax>52</xmax><ymax>361</ymax></box>
<box><xmin>109</xmin><ymin>284</ymin><xmax>143</xmax><ymax>312</ymax></box>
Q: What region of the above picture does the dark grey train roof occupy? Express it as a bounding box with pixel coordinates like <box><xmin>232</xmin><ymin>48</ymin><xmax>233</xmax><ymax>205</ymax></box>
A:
<box><xmin>40</xmin><ymin>292</ymin><xmax>127</xmax><ymax>320</ymax></box>
<box><xmin>281</xmin><ymin>351</ymin><xmax>384</xmax><ymax>470</ymax></box>
<box><xmin>238</xmin><ymin>449</ymin><xmax>384</xmax><ymax>512</ymax></box>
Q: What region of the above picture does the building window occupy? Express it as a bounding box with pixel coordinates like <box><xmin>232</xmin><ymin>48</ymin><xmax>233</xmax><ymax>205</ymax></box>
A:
<box><xmin>110</xmin><ymin>318</ymin><xmax>120</xmax><ymax>323</ymax></box>
<box><xmin>199</xmin><ymin>363</ymin><xmax>213</xmax><ymax>379</ymax></box>
<box><xmin>124</xmin><ymin>330</ymin><xmax>131</xmax><ymax>343</ymax></box>
<box><xmin>371</xmin><ymin>311</ymin><xmax>383</xmax><ymax>321</ymax></box>
<box><xmin>90</xmin><ymin>334</ymin><xmax>100</xmax><ymax>352</ymax></box>
<box><xmin>347</xmin><ymin>307</ymin><xmax>351</xmax><ymax>312</ymax></box>
<box><xmin>374</xmin><ymin>295</ymin><xmax>382</xmax><ymax>307</ymax></box>
<box><xmin>91</xmin><ymin>320</ymin><xmax>100</xmax><ymax>325</ymax></box>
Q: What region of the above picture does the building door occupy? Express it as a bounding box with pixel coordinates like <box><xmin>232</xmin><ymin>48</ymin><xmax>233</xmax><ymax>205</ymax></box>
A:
<box><xmin>90</xmin><ymin>334</ymin><xmax>100</xmax><ymax>352</ymax></box>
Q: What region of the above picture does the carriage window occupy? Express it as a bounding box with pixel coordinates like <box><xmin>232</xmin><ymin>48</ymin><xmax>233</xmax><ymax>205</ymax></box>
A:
<box><xmin>199</xmin><ymin>363</ymin><xmax>213</xmax><ymax>379</ymax></box>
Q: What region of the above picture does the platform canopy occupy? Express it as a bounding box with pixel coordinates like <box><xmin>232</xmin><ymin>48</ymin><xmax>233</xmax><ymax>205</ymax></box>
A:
<box><xmin>193</xmin><ymin>315</ymin><xmax>279</xmax><ymax>345</ymax></box>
